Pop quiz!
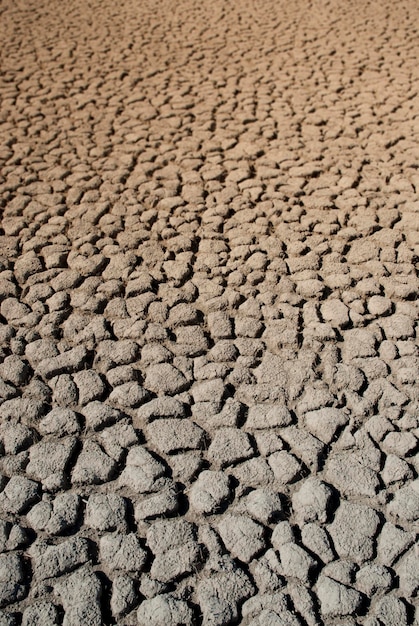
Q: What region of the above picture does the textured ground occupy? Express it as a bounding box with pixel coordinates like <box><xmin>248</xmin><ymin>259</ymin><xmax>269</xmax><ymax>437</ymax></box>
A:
<box><xmin>0</xmin><ymin>0</ymin><xmax>418</xmax><ymax>623</ymax></box>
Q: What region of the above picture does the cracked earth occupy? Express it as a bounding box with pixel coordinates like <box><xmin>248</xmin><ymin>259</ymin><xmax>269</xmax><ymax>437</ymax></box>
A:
<box><xmin>0</xmin><ymin>0</ymin><xmax>418</xmax><ymax>624</ymax></box>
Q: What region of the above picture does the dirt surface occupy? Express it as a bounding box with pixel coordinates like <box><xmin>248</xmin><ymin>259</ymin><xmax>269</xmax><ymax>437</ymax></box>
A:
<box><xmin>0</xmin><ymin>0</ymin><xmax>418</xmax><ymax>623</ymax></box>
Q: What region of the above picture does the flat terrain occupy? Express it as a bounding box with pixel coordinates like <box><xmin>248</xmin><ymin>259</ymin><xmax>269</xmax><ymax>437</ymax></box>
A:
<box><xmin>0</xmin><ymin>0</ymin><xmax>418</xmax><ymax>623</ymax></box>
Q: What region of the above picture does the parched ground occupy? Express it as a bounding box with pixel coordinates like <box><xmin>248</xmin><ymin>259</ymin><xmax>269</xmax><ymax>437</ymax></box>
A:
<box><xmin>0</xmin><ymin>0</ymin><xmax>418</xmax><ymax>623</ymax></box>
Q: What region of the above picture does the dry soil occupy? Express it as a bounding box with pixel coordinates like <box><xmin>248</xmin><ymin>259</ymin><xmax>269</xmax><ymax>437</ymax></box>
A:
<box><xmin>0</xmin><ymin>0</ymin><xmax>418</xmax><ymax>624</ymax></box>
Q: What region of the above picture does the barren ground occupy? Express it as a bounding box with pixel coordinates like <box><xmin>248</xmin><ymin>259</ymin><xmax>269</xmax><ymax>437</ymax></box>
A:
<box><xmin>0</xmin><ymin>0</ymin><xmax>418</xmax><ymax>623</ymax></box>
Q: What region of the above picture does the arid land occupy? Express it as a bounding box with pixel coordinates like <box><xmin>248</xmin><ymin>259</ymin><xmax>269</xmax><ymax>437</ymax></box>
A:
<box><xmin>0</xmin><ymin>0</ymin><xmax>418</xmax><ymax>624</ymax></box>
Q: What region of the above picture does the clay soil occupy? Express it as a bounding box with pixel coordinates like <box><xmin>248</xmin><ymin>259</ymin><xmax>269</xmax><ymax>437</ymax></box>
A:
<box><xmin>0</xmin><ymin>0</ymin><xmax>418</xmax><ymax>624</ymax></box>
